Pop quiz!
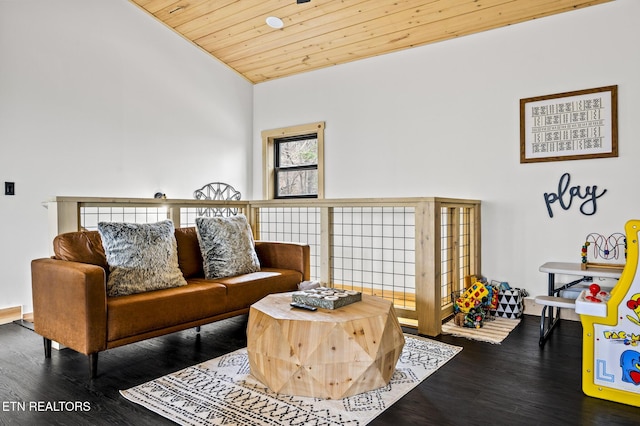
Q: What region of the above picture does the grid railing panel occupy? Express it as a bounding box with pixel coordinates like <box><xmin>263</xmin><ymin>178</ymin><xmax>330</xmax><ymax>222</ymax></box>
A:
<box><xmin>81</xmin><ymin>207</ymin><xmax>169</xmax><ymax>230</ymax></box>
<box><xmin>440</xmin><ymin>207</ymin><xmax>454</xmax><ymax>309</ymax></box>
<box><xmin>331</xmin><ymin>207</ymin><xmax>415</xmax><ymax>309</ymax></box>
<box><xmin>180</xmin><ymin>208</ymin><xmax>200</xmax><ymax>228</ymax></box>
<box><xmin>53</xmin><ymin>196</ymin><xmax>480</xmax><ymax>336</ymax></box>
<box><xmin>439</xmin><ymin>206</ymin><xmax>476</xmax><ymax>313</ymax></box>
<box><xmin>458</xmin><ymin>207</ymin><xmax>472</xmax><ymax>295</ymax></box>
<box><xmin>257</xmin><ymin>207</ymin><xmax>321</xmax><ymax>281</ymax></box>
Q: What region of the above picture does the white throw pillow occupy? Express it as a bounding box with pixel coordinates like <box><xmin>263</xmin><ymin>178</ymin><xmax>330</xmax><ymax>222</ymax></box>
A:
<box><xmin>195</xmin><ymin>214</ymin><xmax>260</xmax><ymax>279</ymax></box>
<box><xmin>98</xmin><ymin>220</ymin><xmax>187</xmax><ymax>297</ymax></box>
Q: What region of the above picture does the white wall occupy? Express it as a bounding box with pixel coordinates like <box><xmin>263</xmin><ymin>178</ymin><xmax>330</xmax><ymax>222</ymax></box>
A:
<box><xmin>0</xmin><ymin>0</ymin><xmax>253</xmax><ymax>312</ymax></box>
<box><xmin>2</xmin><ymin>0</ymin><xmax>637</xmax><ymax>315</ymax></box>
<box><xmin>253</xmin><ymin>0</ymin><xmax>640</xmax><ymax>298</ymax></box>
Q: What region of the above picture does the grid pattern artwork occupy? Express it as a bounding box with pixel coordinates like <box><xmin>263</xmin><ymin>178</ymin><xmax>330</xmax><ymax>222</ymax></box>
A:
<box><xmin>331</xmin><ymin>207</ymin><xmax>415</xmax><ymax>310</ymax></box>
<box><xmin>257</xmin><ymin>207</ymin><xmax>321</xmax><ymax>280</ymax></box>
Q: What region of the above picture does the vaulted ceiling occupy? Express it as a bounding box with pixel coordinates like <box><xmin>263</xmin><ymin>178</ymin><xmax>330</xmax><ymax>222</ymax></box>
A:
<box><xmin>130</xmin><ymin>0</ymin><xmax>613</xmax><ymax>84</ymax></box>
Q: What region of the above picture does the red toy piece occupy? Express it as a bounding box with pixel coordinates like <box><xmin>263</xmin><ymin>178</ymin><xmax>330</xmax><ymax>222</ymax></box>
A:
<box><xmin>584</xmin><ymin>283</ymin><xmax>610</xmax><ymax>303</ymax></box>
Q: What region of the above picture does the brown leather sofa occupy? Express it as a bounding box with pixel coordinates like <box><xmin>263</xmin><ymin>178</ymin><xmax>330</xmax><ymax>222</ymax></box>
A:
<box><xmin>31</xmin><ymin>227</ymin><xmax>310</xmax><ymax>378</ymax></box>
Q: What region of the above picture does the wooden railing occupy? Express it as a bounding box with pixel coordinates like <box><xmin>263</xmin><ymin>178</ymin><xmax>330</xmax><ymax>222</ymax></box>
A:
<box><xmin>44</xmin><ymin>196</ymin><xmax>481</xmax><ymax>336</ymax></box>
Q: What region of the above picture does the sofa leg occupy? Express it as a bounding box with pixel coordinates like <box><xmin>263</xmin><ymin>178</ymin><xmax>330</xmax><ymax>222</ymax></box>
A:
<box><xmin>43</xmin><ymin>338</ymin><xmax>52</xmax><ymax>358</ymax></box>
<box><xmin>195</xmin><ymin>326</ymin><xmax>201</xmax><ymax>333</ymax></box>
<box><xmin>89</xmin><ymin>353</ymin><xmax>98</xmax><ymax>379</ymax></box>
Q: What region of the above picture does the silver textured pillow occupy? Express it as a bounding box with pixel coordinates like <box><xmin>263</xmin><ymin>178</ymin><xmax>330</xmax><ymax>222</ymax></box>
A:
<box><xmin>98</xmin><ymin>220</ymin><xmax>187</xmax><ymax>297</ymax></box>
<box><xmin>195</xmin><ymin>214</ymin><xmax>260</xmax><ymax>279</ymax></box>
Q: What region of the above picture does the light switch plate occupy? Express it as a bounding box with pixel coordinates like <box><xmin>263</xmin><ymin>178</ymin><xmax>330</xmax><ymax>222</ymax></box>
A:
<box><xmin>5</xmin><ymin>182</ymin><xmax>15</xmax><ymax>195</ymax></box>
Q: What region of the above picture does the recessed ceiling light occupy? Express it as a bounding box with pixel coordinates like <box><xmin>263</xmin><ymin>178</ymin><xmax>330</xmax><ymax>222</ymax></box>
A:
<box><xmin>266</xmin><ymin>16</ymin><xmax>284</xmax><ymax>29</ymax></box>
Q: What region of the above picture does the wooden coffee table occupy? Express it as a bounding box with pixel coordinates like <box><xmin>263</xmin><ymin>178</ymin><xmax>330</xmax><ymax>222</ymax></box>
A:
<box><xmin>247</xmin><ymin>292</ymin><xmax>405</xmax><ymax>399</ymax></box>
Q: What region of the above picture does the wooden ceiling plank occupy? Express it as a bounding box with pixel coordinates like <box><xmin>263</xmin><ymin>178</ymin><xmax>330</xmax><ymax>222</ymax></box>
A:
<box><xmin>195</xmin><ymin>0</ymin><xmax>376</xmax><ymax>54</ymax></box>
<box><xmin>242</xmin><ymin>0</ymin><xmax>612</xmax><ymax>82</ymax></box>
<box><xmin>130</xmin><ymin>0</ymin><xmax>154</xmax><ymax>7</ymax></box>
<box><xmin>247</xmin><ymin>0</ymin><xmax>611</xmax><ymax>82</ymax></box>
<box><xmin>237</xmin><ymin>0</ymin><xmax>606</xmax><ymax>73</ymax></box>
<box><xmin>153</xmin><ymin>0</ymin><xmax>233</xmax><ymax>28</ymax></box>
<box><xmin>213</xmin><ymin>0</ymin><xmax>447</xmax><ymax>64</ymax></box>
<box><xmin>131</xmin><ymin>0</ymin><xmax>613</xmax><ymax>84</ymax></box>
<box><xmin>176</xmin><ymin>0</ymin><xmax>299</xmax><ymax>40</ymax></box>
<box><xmin>226</xmin><ymin>0</ymin><xmax>515</xmax><ymax>70</ymax></box>
<box><xmin>135</xmin><ymin>0</ymin><xmax>183</xmax><ymax>15</ymax></box>
<box><xmin>238</xmin><ymin>2</ymin><xmax>575</xmax><ymax>80</ymax></box>
<box><xmin>189</xmin><ymin>0</ymin><xmax>368</xmax><ymax>48</ymax></box>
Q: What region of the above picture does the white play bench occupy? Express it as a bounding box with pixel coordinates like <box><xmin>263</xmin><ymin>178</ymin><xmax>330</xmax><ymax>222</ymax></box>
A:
<box><xmin>536</xmin><ymin>262</ymin><xmax>621</xmax><ymax>347</ymax></box>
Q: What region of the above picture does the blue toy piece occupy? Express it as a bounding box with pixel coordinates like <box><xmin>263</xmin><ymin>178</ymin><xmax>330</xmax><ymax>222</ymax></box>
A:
<box><xmin>620</xmin><ymin>350</ymin><xmax>640</xmax><ymax>385</ymax></box>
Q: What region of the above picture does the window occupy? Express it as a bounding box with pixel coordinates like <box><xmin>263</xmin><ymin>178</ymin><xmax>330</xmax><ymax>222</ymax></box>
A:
<box><xmin>275</xmin><ymin>135</ymin><xmax>318</xmax><ymax>198</ymax></box>
<box><xmin>262</xmin><ymin>122</ymin><xmax>324</xmax><ymax>199</ymax></box>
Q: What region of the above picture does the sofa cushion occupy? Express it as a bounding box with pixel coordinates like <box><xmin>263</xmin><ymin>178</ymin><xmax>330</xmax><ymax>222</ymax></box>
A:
<box><xmin>213</xmin><ymin>268</ymin><xmax>302</xmax><ymax>312</ymax></box>
<box><xmin>98</xmin><ymin>220</ymin><xmax>187</xmax><ymax>297</ymax></box>
<box><xmin>53</xmin><ymin>231</ymin><xmax>108</xmax><ymax>271</ymax></box>
<box><xmin>107</xmin><ymin>280</ymin><xmax>227</xmax><ymax>342</ymax></box>
<box><xmin>174</xmin><ymin>227</ymin><xmax>204</xmax><ymax>278</ymax></box>
<box><xmin>195</xmin><ymin>214</ymin><xmax>260</xmax><ymax>279</ymax></box>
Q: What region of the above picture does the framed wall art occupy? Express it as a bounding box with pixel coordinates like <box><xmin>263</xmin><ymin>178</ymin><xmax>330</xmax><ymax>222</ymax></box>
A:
<box><xmin>520</xmin><ymin>85</ymin><xmax>618</xmax><ymax>163</ymax></box>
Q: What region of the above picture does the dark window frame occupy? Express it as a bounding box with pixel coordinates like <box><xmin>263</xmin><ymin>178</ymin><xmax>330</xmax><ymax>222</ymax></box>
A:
<box><xmin>274</xmin><ymin>134</ymin><xmax>318</xmax><ymax>199</ymax></box>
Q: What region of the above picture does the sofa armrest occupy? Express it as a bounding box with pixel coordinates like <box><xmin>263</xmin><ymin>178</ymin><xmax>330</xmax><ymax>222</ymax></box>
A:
<box><xmin>31</xmin><ymin>258</ymin><xmax>108</xmax><ymax>355</ymax></box>
<box><xmin>255</xmin><ymin>241</ymin><xmax>310</xmax><ymax>281</ymax></box>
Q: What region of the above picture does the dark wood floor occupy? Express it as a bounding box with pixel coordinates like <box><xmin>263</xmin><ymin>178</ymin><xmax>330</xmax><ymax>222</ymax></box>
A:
<box><xmin>1</xmin><ymin>315</ymin><xmax>639</xmax><ymax>426</ymax></box>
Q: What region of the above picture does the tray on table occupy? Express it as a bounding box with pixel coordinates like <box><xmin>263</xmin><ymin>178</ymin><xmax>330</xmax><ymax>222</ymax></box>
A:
<box><xmin>292</xmin><ymin>287</ymin><xmax>362</xmax><ymax>309</ymax></box>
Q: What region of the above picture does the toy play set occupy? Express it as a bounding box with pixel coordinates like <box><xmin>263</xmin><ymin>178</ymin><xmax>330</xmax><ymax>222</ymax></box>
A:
<box><xmin>577</xmin><ymin>221</ymin><xmax>640</xmax><ymax>407</ymax></box>
<box><xmin>452</xmin><ymin>280</ymin><xmax>525</xmax><ymax>328</ymax></box>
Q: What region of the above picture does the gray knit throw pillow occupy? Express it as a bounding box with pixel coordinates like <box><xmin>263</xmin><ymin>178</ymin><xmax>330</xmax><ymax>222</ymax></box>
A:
<box><xmin>98</xmin><ymin>220</ymin><xmax>187</xmax><ymax>297</ymax></box>
<box><xmin>195</xmin><ymin>214</ymin><xmax>260</xmax><ymax>279</ymax></box>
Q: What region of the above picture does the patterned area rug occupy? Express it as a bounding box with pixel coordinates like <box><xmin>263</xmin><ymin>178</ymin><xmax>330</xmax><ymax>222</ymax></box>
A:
<box><xmin>441</xmin><ymin>316</ymin><xmax>521</xmax><ymax>344</ymax></box>
<box><xmin>121</xmin><ymin>335</ymin><xmax>461</xmax><ymax>426</ymax></box>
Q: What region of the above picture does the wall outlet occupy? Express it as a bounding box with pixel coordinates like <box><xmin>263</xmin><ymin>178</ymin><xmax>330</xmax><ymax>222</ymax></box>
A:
<box><xmin>5</xmin><ymin>182</ymin><xmax>15</xmax><ymax>196</ymax></box>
